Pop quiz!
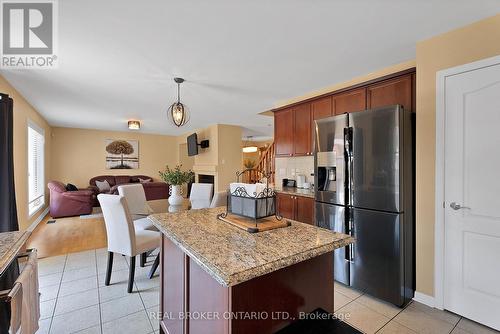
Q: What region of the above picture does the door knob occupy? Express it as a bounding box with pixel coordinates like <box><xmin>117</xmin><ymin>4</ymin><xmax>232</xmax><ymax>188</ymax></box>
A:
<box><xmin>450</xmin><ymin>202</ymin><xmax>471</xmax><ymax>210</ymax></box>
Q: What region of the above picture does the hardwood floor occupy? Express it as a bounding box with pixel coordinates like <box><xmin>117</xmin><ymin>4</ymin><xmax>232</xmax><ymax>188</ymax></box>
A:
<box><xmin>26</xmin><ymin>213</ymin><xmax>107</xmax><ymax>258</ymax></box>
<box><xmin>26</xmin><ymin>199</ymin><xmax>168</xmax><ymax>258</ymax></box>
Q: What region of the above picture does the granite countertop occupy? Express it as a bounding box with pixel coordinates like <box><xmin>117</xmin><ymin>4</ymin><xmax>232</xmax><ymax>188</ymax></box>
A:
<box><xmin>0</xmin><ymin>231</ymin><xmax>30</xmax><ymax>276</ymax></box>
<box><xmin>275</xmin><ymin>186</ymin><xmax>315</xmax><ymax>199</ymax></box>
<box><xmin>149</xmin><ymin>207</ymin><xmax>353</xmax><ymax>287</ymax></box>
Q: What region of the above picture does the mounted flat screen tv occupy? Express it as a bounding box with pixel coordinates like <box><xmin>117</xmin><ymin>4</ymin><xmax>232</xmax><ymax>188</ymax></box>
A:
<box><xmin>187</xmin><ymin>133</ymin><xmax>198</xmax><ymax>156</ymax></box>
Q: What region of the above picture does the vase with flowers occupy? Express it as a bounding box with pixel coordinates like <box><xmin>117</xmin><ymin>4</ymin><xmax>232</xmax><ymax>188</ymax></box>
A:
<box><xmin>159</xmin><ymin>165</ymin><xmax>195</xmax><ymax>206</ymax></box>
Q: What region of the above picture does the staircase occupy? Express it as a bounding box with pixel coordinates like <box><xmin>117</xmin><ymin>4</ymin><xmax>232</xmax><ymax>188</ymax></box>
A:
<box><xmin>241</xmin><ymin>142</ymin><xmax>275</xmax><ymax>184</ymax></box>
<box><xmin>257</xmin><ymin>142</ymin><xmax>275</xmax><ymax>184</ymax></box>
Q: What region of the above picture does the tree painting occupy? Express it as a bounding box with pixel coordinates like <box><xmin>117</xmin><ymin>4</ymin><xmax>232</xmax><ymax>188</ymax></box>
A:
<box><xmin>105</xmin><ymin>140</ymin><xmax>139</xmax><ymax>169</ymax></box>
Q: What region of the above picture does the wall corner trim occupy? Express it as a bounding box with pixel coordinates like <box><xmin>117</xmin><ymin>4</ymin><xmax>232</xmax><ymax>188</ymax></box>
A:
<box><xmin>413</xmin><ymin>292</ymin><xmax>437</xmax><ymax>309</ymax></box>
<box><xmin>27</xmin><ymin>207</ymin><xmax>49</xmax><ymax>232</ymax></box>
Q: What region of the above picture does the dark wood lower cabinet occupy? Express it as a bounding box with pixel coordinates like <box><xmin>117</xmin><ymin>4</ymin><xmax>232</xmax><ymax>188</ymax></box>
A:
<box><xmin>276</xmin><ymin>193</ymin><xmax>315</xmax><ymax>224</ymax></box>
<box><xmin>159</xmin><ymin>236</ymin><xmax>333</xmax><ymax>334</ymax></box>
<box><xmin>295</xmin><ymin>196</ymin><xmax>315</xmax><ymax>225</ymax></box>
<box><xmin>276</xmin><ymin>193</ymin><xmax>295</xmax><ymax>220</ymax></box>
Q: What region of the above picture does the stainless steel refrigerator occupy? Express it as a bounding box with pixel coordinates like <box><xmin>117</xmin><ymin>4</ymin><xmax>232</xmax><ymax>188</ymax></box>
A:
<box><xmin>314</xmin><ymin>105</ymin><xmax>414</xmax><ymax>307</ymax></box>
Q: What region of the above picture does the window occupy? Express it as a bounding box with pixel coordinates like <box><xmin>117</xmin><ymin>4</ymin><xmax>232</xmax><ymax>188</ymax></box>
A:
<box><xmin>28</xmin><ymin>122</ymin><xmax>45</xmax><ymax>216</ymax></box>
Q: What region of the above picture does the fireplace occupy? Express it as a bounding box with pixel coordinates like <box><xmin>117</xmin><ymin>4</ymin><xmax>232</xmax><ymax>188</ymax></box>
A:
<box><xmin>198</xmin><ymin>174</ymin><xmax>215</xmax><ymax>184</ymax></box>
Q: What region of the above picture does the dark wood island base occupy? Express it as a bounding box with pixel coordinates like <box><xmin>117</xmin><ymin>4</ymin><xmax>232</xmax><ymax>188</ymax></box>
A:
<box><xmin>159</xmin><ymin>236</ymin><xmax>334</xmax><ymax>334</ymax></box>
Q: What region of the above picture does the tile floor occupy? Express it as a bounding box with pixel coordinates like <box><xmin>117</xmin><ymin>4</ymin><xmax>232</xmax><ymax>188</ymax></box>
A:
<box><xmin>333</xmin><ymin>283</ymin><xmax>500</xmax><ymax>334</ymax></box>
<box><xmin>37</xmin><ymin>248</ymin><xmax>160</xmax><ymax>334</ymax></box>
<box><xmin>36</xmin><ymin>248</ymin><xmax>499</xmax><ymax>334</ymax></box>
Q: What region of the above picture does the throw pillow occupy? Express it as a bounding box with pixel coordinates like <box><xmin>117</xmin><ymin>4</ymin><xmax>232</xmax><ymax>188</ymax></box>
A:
<box><xmin>66</xmin><ymin>183</ymin><xmax>78</xmax><ymax>191</ymax></box>
<box><xmin>138</xmin><ymin>178</ymin><xmax>152</xmax><ymax>183</ymax></box>
<box><xmin>95</xmin><ymin>180</ymin><xmax>111</xmax><ymax>192</ymax></box>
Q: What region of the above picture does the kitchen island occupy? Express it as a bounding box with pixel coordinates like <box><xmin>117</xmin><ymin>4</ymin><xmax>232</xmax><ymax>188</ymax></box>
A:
<box><xmin>149</xmin><ymin>207</ymin><xmax>353</xmax><ymax>334</ymax></box>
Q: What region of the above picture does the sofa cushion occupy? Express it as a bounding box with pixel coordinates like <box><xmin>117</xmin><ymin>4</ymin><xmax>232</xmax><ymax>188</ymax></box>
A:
<box><xmin>115</xmin><ymin>175</ymin><xmax>131</xmax><ymax>185</ymax></box>
<box><xmin>130</xmin><ymin>175</ymin><xmax>152</xmax><ymax>183</ymax></box>
<box><xmin>66</xmin><ymin>183</ymin><xmax>78</xmax><ymax>191</ymax></box>
<box><xmin>95</xmin><ymin>180</ymin><xmax>111</xmax><ymax>192</ymax></box>
<box><xmin>90</xmin><ymin>175</ymin><xmax>116</xmax><ymax>187</ymax></box>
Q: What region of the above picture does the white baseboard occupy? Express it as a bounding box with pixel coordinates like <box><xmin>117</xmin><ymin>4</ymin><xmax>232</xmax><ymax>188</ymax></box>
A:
<box><xmin>413</xmin><ymin>291</ymin><xmax>435</xmax><ymax>308</ymax></box>
<box><xmin>27</xmin><ymin>207</ymin><xmax>49</xmax><ymax>232</ymax></box>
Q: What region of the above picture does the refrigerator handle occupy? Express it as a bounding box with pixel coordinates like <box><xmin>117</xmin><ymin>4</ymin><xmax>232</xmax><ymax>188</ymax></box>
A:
<box><xmin>347</xmin><ymin>210</ymin><xmax>355</xmax><ymax>262</ymax></box>
<box><xmin>344</xmin><ymin>127</ymin><xmax>354</xmax><ymax>206</ymax></box>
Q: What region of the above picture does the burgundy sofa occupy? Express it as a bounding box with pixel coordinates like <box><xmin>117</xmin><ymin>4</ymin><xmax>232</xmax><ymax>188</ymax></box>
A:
<box><xmin>48</xmin><ymin>181</ymin><xmax>95</xmax><ymax>218</ymax></box>
<box><xmin>89</xmin><ymin>175</ymin><xmax>169</xmax><ymax>204</ymax></box>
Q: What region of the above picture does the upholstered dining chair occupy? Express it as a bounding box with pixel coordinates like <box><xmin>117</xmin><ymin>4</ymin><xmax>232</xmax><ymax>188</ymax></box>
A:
<box><xmin>98</xmin><ymin>194</ymin><xmax>160</xmax><ymax>293</ymax></box>
<box><xmin>210</xmin><ymin>191</ymin><xmax>227</xmax><ymax>208</ymax></box>
<box><xmin>117</xmin><ymin>184</ymin><xmax>158</xmax><ymax>268</ymax></box>
<box><xmin>117</xmin><ymin>184</ymin><xmax>155</xmax><ymax>229</ymax></box>
<box><xmin>189</xmin><ymin>183</ymin><xmax>213</xmax><ymax>209</ymax></box>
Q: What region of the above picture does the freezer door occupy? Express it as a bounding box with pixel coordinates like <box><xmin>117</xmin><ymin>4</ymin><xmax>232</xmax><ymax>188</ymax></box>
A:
<box><xmin>315</xmin><ymin>202</ymin><xmax>349</xmax><ymax>285</ymax></box>
<box><xmin>349</xmin><ymin>208</ymin><xmax>406</xmax><ymax>306</ymax></box>
<box><xmin>348</xmin><ymin>106</ymin><xmax>402</xmax><ymax>212</ymax></box>
<box><xmin>314</xmin><ymin>114</ymin><xmax>347</xmax><ymax>206</ymax></box>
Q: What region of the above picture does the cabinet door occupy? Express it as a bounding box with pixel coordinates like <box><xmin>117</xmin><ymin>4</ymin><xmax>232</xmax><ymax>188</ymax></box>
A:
<box><xmin>274</xmin><ymin>109</ymin><xmax>294</xmax><ymax>156</ymax></box>
<box><xmin>293</xmin><ymin>103</ymin><xmax>312</xmax><ymax>156</ymax></box>
<box><xmin>312</xmin><ymin>97</ymin><xmax>333</xmax><ymax>121</ymax></box>
<box><xmin>277</xmin><ymin>193</ymin><xmax>295</xmax><ymax>220</ymax></box>
<box><xmin>367</xmin><ymin>74</ymin><xmax>413</xmax><ymax>112</ymax></box>
<box><xmin>295</xmin><ymin>196</ymin><xmax>315</xmax><ymax>225</ymax></box>
<box><xmin>333</xmin><ymin>88</ymin><xmax>367</xmax><ymax>115</ymax></box>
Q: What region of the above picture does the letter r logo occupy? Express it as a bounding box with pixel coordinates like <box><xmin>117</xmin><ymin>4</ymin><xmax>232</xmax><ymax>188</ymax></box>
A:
<box><xmin>2</xmin><ymin>2</ymin><xmax>53</xmax><ymax>54</ymax></box>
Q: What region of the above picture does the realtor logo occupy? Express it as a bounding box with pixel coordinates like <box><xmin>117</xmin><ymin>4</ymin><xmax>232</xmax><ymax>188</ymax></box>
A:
<box><xmin>1</xmin><ymin>0</ymin><xmax>57</xmax><ymax>68</ymax></box>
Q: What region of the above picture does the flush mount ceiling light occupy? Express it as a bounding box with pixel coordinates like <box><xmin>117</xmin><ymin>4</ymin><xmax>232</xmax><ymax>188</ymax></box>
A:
<box><xmin>128</xmin><ymin>120</ymin><xmax>140</xmax><ymax>130</ymax></box>
<box><xmin>242</xmin><ymin>136</ymin><xmax>258</xmax><ymax>153</ymax></box>
<box><xmin>168</xmin><ymin>77</ymin><xmax>189</xmax><ymax>127</ymax></box>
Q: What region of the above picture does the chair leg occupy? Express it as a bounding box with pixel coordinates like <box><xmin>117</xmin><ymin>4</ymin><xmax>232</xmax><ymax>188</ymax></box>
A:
<box><xmin>128</xmin><ymin>256</ymin><xmax>136</xmax><ymax>293</ymax></box>
<box><xmin>140</xmin><ymin>252</ymin><xmax>147</xmax><ymax>267</ymax></box>
<box><xmin>148</xmin><ymin>254</ymin><xmax>160</xmax><ymax>279</ymax></box>
<box><xmin>105</xmin><ymin>252</ymin><xmax>113</xmax><ymax>286</ymax></box>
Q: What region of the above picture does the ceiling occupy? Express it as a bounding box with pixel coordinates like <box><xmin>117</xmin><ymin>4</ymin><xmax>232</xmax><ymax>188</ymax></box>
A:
<box><xmin>2</xmin><ymin>1</ymin><xmax>499</xmax><ymax>139</ymax></box>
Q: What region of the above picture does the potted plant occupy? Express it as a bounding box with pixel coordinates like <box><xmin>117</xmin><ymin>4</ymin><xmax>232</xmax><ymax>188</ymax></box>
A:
<box><xmin>159</xmin><ymin>165</ymin><xmax>194</xmax><ymax>206</ymax></box>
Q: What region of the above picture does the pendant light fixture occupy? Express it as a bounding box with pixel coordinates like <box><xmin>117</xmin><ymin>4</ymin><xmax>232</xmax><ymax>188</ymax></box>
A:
<box><xmin>242</xmin><ymin>136</ymin><xmax>258</xmax><ymax>153</ymax></box>
<box><xmin>168</xmin><ymin>77</ymin><xmax>189</xmax><ymax>127</ymax></box>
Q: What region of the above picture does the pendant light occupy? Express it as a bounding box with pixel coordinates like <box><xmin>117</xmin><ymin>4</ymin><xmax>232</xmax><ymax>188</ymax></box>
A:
<box><xmin>168</xmin><ymin>77</ymin><xmax>189</xmax><ymax>127</ymax></box>
<box><xmin>242</xmin><ymin>136</ymin><xmax>258</xmax><ymax>153</ymax></box>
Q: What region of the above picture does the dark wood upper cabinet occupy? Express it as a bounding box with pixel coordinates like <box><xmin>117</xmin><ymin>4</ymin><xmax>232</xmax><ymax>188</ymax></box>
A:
<box><xmin>333</xmin><ymin>88</ymin><xmax>367</xmax><ymax>115</ymax></box>
<box><xmin>295</xmin><ymin>196</ymin><xmax>315</xmax><ymax>225</ymax></box>
<box><xmin>276</xmin><ymin>193</ymin><xmax>295</xmax><ymax>220</ymax></box>
<box><xmin>293</xmin><ymin>103</ymin><xmax>312</xmax><ymax>156</ymax></box>
<box><xmin>367</xmin><ymin>74</ymin><xmax>413</xmax><ymax>112</ymax></box>
<box><xmin>274</xmin><ymin>108</ymin><xmax>294</xmax><ymax>157</ymax></box>
<box><xmin>312</xmin><ymin>97</ymin><xmax>333</xmax><ymax>121</ymax></box>
<box><xmin>273</xmin><ymin>69</ymin><xmax>415</xmax><ymax>158</ymax></box>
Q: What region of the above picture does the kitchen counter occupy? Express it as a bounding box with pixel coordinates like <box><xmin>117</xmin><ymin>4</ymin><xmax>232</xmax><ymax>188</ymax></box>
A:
<box><xmin>148</xmin><ymin>207</ymin><xmax>352</xmax><ymax>287</ymax></box>
<box><xmin>0</xmin><ymin>231</ymin><xmax>30</xmax><ymax>276</ymax></box>
<box><xmin>275</xmin><ymin>186</ymin><xmax>315</xmax><ymax>198</ymax></box>
<box><xmin>149</xmin><ymin>207</ymin><xmax>353</xmax><ymax>333</ymax></box>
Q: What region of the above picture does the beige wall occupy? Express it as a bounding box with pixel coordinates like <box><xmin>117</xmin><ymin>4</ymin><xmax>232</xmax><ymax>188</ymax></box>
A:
<box><xmin>415</xmin><ymin>14</ymin><xmax>500</xmax><ymax>296</ymax></box>
<box><xmin>0</xmin><ymin>75</ymin><xmax>52</xmax><ymax>231</ymax></box>
<box><xmin>217</xmin><ymin>125</ymin><xmax>242</xmax><ymax>192</ymax></box>
<box><xmin>176</xmin><ymin>124</ymin><xmax>219</xmax><ymax>167</ymax></box>
<box><xmin>177</xmin><ymin>124</ymin><xmax>242</xmax><ymax>192</ymax></box>
<box><xmin>50</xmin><ymin>127</ymin><xmax>178</xmax><ymax>187</ymax></box>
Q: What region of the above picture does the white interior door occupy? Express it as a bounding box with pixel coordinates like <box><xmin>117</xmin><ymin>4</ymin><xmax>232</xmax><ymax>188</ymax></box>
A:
<box><xmin>443</xmin><ymin>59</ymin><xmax>500</xmax><ymax>330</ymax></box>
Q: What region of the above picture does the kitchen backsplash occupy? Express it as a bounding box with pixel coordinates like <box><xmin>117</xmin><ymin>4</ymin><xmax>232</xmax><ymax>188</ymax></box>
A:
<box><xmin>275</xmin><ymin>156</ymin><xmax>314</xmax><ymax>186</ymax></box>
